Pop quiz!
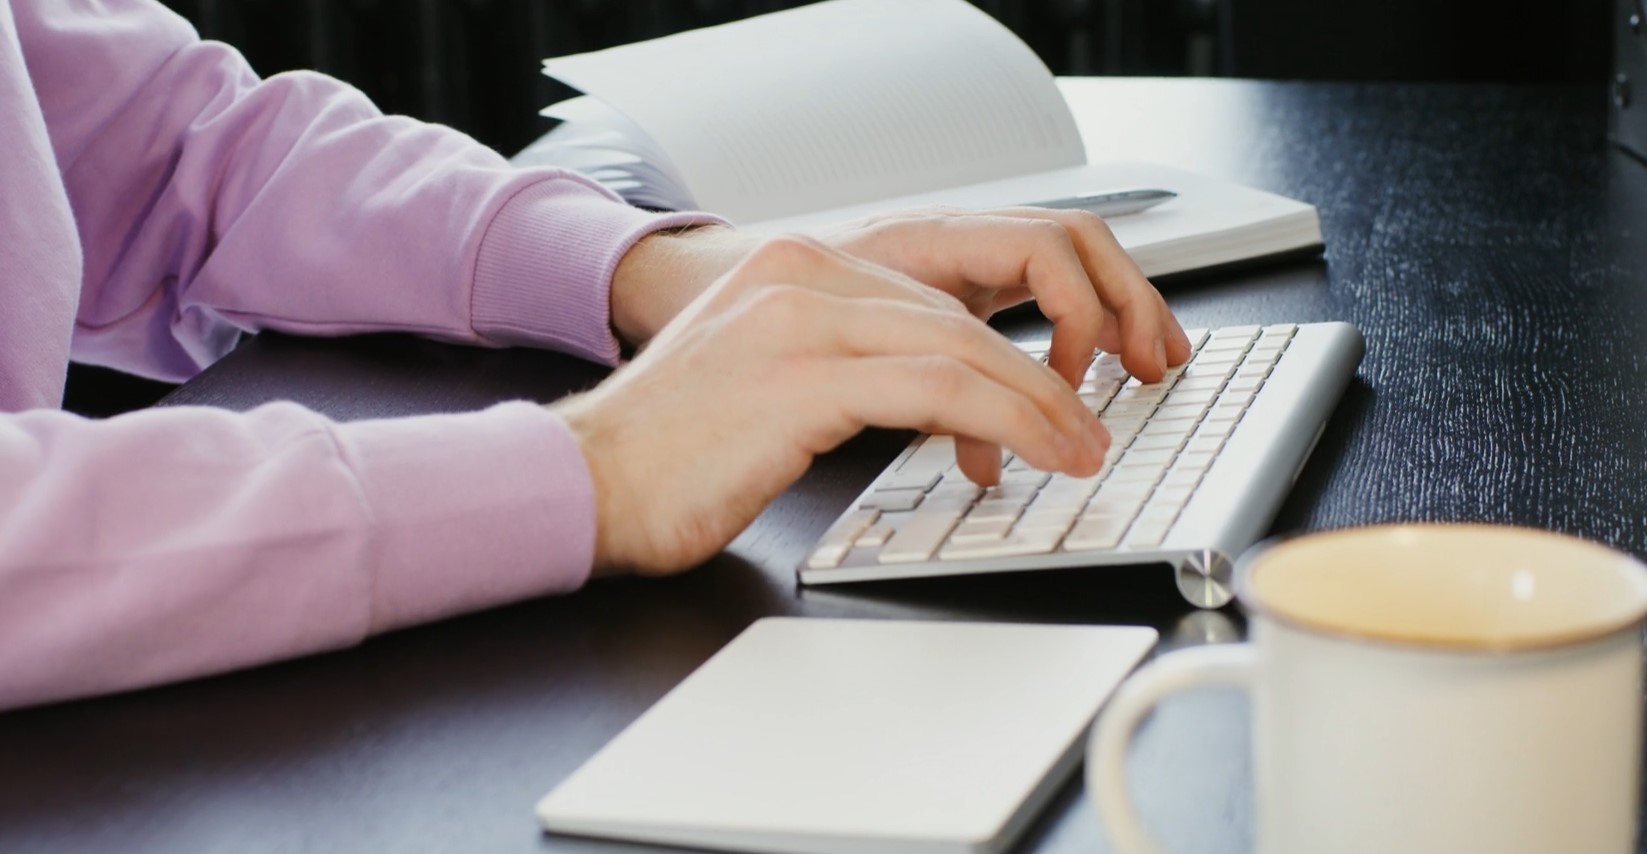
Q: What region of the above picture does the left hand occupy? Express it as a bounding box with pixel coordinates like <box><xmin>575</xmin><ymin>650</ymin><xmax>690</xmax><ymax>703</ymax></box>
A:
<box><xmin>608</xmin><ymin>208</ymin><xmax>1192</xmax><ymax>481</ymax></box>
<box><xmin>614</xmin><ymin>207</ymin><xmax>1189</xmax><ymax>384</ymax></box>
<box><xmin>813</xmin><ymin>207</ymin><xmax>1191</xmax><ymax>386</ymax></box>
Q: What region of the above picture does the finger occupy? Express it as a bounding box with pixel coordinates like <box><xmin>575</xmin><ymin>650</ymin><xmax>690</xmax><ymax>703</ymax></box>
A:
<box><xmin>799</xmin><ymin>294</ymin><xmax>1106</xmax><ymax>455</ymax></box>
<box><xmin>954</xmin><ymin>436</ymin><xmax>1003</xmax><ymax>487</ymax></box>
<box><xmin>976</xmin><ymin>284</ymin><xmax>1123</xmax><ymax>354</ymax></box>
<box><xmin>814</xmin><ymin>355</ymin><xmax>1103</xmax><ymax>478</ymax></box>
<box><xmin>886</xmin><ymin>214</ymin><xmax>1108</xmax><ymax>388</ymax></box>
<box><xmin>987</xmin><ymin>208</ymin><xmax>1191</xmax><ymax>380</ymax></box>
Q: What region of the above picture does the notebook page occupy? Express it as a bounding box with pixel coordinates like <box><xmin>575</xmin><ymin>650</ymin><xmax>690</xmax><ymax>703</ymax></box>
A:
<box><xmin>747</xmin><ymin>161</ymin><xmax>1322</xmax><ymax>279</ymax></box>
<box><xmin>542</xmin><ymin>0</ymin><xmax>1085</xmax><ymax>224</ymax></box>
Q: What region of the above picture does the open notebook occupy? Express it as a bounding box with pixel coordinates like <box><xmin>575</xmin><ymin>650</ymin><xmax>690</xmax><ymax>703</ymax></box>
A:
<box><xmin>512</xmin><ymin>0</ymin><xmax>1322</xmax><ymax>278</ymax></box>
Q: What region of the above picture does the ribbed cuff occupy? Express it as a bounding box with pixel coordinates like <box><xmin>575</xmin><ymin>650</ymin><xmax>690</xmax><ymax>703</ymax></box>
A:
<box><xmin>471</xmin><ymin>176</ymin><xmax>725</xmax><ymax>366</ymax></box>
<box><xmin>327</xmin><ymin>402</ymin><xmax>596</xmax><ymax>633</ymax></box>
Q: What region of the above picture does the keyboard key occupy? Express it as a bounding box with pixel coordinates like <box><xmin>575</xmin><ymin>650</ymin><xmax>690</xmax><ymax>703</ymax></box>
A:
<box><xmin>879</xmin><ymin>470</ymin><xmax>941</xmax><ymax>492</ymax></box>
<box><xmin>1000</xmin><ymin>469</ymin><xmax>1052</xmax><ymax>488</ymax></box>
<box><xmin>1181</xmin><ymin>328</ymin><xmax>1210</xmax><ymax>349</ymax></box>
<box><xmin>939</xmin><ymin>528</ymin><xmax>1063</xmax><ymax>560</ymax></box>
<box><xmin>1138</xmin><ymin>507</ymin><xmax>1180</xmax><ymax>527</ymax></box>
<box><xmin>857</xmin><ymin>521</ymin><xmax>895</xmax><ymax>547</ymax></box>
<box><xmin>951</xmin><ymin>517</ymin><xmax>1013</xmax><ymax>543</ymax></box>
<box><xmin>808</xmin><ymin>509</ymin><xmax>879</xmax><ymax>568</ymax></box>
<box><xmin>860</xmin><ymin>488</ymin><xmax>925</xmax><ymax>512</ymax></box>
<box><xmin>1042</xmin><ymin>473</ymin><xmax>1105</xmax><ymax>497</ymax></box>
<box><xmin>928</xmin><ymin>483</ymin><xmax>983</xmax><ymax>504</ymax></box>
<box><xmin>879</xmin><ymin>511</ymin><xmax>963</xmax><ymax>563</ymax></box>
<box><xmin>1130</xmin><ymin>432</ymin><xmax>1189</xmax><ymax>453</ymax></box>
<box><xmin>1092</xmin><ymin>354</ymin><xmax>1128</xmax><ymax>376</ymax></box>
<box><xmin>1063</xmin><ymin>514</ymin><xmax>1132</xmax><ymax>551</ymax></box>
<box><xmin>1102</xmin><ymin>401</ymin><xmax>1158</xmax><ymax>420</ymax></box>
<box><xmin>1195</xmin><ymin>419</ymin><xmax>1238</xmax><ymax>440</ymax></box>
<box><xmin>1079</xmin><ymin>375</ymin><xmax>1123</xmax><ymax>397</ymax></box>
<box><xmin>980</xmin><ymin>481</ymin><xmax>1042</xmax><ymax>501</ymax></box>
<box><xmin>969</xmin><ymin>499</ymin><xmax>1027</xmax><ymax>522</ymax></box>
<box><xmin>1119</xmin><ymin>447</ymin><xmax>1176</xmax><ymax>467</ymax></box>
<box><xmin>1172</xmin><ymin>450</ymin><xmax>1217</xmax><ymax>472</ymax></box>
<box><xmin>1102</xmin><ymin>414</ymin><xmax>1147</xmax><ymax>432</ymax></box>
<box><xmin>1092</xmin><ymin>480</ymin><xmax>1153</xmax><ymax>502</ymax></box>
<box><xmin>1125</xmin><ymin>517</ymin><xmax>1176</xmax><ymax>547</ymax></box>
<box><xmin>1209</xmin><ymin>325</ymin><xmax>1260</xmax><ymax>340</ymax></box>
<box><xmin>1112</xmin><ymin>386</ymin><xmax>1170</xmax><ymax>406</ymax></box>
<box><xmin>1149</xmin><ymin>485</ymin><xmax>1195</xmax><ymax>509</ymax></box>
<box><xmin>1154</xmin><ymin>403</ymin><xmax>1208</xmax><ymax>422</ymax></box>
<box><xmin>1225</xmin><ymin>376</ymin><xmax>1265</xmax><ymax>395</ymax></box>
<box><xmin>1139</xmin><ymin>417</ymin><xmax>1199</xmax><ymax>438</ymax></box>
<box><xmin>919</xmin><ymin>494</ymin><xmax>979</xmax><ymax>514</ymax></box>
<box><xmin>1018</xmin><ymin>516</ymin><xmax>1079</xmax><ymax>539</ymax></box>
<box><xmin>1028</xmin><ymin>488</ymin><xmax>1089</xmax><ymax>512</ymax></box>
<box><xmin>1164</xmin><ymin>387</ymin><xmax>1219</xmax><ymax>409</ymax></box>
<box><xmin>1183</xmin><ymin>361</ymin><xmax>1238</xmax><ymax>380</ymax></box>
<box><xmin>1015</xmin><ymin>512</ymin><xmax>1078</xmax><ymax>538</ymax></box>
<box><xmin>934</xmin><ymin>469</ymin><xmax>984</xmax><ymax>489</ymax></box>
<box><xmin>1108</xmin><ymin>461</ymin><xmax>1166</xmax><ymax>482</ymax></box>
<box><xmin>896</xmin><ymin>435</ymin><xmax>955</xmax><ymax>476</ymax></box>
<box><xmin>1185</xmin><ymin>434</ymin><xmax>1227</xmax><ymax>456</ymax></box>
<box><xmin>1249</xmin><ymin>344</ymin><xmax>1288</xmax><ymax>364</ymax></box>
<box><xmin>1161</xmin><ymin>469</ymin><xmax>1204</xmax><ymax>490</ymax></box>
<box><xmin>1078</xmin><ymin>392</ymin><xmax>1113</xmax><ymax>413</ymax></box>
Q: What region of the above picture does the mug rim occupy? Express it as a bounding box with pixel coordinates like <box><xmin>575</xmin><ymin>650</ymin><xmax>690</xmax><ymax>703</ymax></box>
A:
<box><xmin>1234</xmin><ymin>523</ymin><xmax>1647</xmax><ymax>654</ymax></box>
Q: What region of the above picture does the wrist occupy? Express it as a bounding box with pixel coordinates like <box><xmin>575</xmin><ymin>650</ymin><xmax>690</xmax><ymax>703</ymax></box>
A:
<box><xmin>552</xmin><ymin>393</ymin><xmax>622</xmax><ymax>577</ymax></box>
<box><xmin>610</xmin><ymin>225</ymin><xmax>761</xmax><ymax>348</ymax></box>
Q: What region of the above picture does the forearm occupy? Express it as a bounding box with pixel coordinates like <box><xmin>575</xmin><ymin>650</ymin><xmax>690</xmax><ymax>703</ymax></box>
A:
<box><xmin>21</xmin><ymin>0</ymin><xmax>722</xmax><ymax>380</ymax></box>
<box><xmin>0</xmin><ymin>402</ymin><xmax>594</xmax><ymax>711</ymax></box>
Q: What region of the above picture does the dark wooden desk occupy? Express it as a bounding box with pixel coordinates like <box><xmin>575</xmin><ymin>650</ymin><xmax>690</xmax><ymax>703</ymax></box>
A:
<box><xmin>3</xmin><ymin>79</ymin><xmax>1642</xmax><ymax>853</ymax></box>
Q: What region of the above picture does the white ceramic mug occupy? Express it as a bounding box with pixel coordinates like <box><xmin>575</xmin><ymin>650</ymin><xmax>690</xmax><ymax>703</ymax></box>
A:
<box><xmin>1089</xmin><ymin>524</ymin><xmax>1647</xmax><ymax>854</ymax></box>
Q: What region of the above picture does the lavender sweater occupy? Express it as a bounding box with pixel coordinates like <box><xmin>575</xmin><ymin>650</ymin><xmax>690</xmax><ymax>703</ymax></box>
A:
<box><xmin>0</xmin><ymin>0</ymin><xmax>716</xmax><ymax>710</ymax></box>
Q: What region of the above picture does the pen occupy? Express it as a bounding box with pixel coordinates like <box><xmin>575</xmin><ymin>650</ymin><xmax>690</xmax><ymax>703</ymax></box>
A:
<box><xmin>1020</xmin><ymin>188</ymin><xmax>1177</xmax><ymax>218</ymax></box>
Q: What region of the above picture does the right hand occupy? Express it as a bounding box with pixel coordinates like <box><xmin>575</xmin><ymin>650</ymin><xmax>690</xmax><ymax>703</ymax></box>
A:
<box><xmin>554</xmin><ymin>236</ymin><xmax>1111</xmax><ymax>577</ymax></box>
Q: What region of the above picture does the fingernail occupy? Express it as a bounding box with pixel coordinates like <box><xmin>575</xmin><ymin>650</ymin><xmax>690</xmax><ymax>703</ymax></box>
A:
<box><xmin>1154</xmin><ymin>340</ymin><xmax>1168</xmax><ymax>375</ymax></box>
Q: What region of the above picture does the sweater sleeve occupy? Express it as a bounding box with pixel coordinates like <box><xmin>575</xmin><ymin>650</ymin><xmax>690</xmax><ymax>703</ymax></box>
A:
<box><xmin>0</xmin><ymin>400</ymin><xmax>596</xmax><ymax>711</ymax></box>
<box><xmin>17</xmin><ymin>0</ymin><xmax>720</xmax><ymax>381</ymax></box>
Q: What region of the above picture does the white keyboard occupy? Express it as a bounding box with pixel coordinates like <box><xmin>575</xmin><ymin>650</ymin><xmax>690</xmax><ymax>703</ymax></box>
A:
<box><xmin>799</xmin><ymin>322</ymin><xmax>1365</xmax><ymax>607</ymax></box>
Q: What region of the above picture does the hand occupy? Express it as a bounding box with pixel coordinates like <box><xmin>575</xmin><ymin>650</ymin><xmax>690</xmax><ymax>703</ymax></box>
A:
<box><xmin>557</xmin><ymin>236</ymin><xmax>1110</xmax><ymax>577</ymax></box>
<box><xmin>605</xmin><ymin>207</ymin><xmax>1191</xmax><ymax>501</ymax></box>
<box><xmin>610</xmin><ymin>209</ymin><xmax>1191</xmax><ymax>392</ymax></box>
<box><xmin>812</xmin><ymin>206</ymin><xmax>1192</xmax><ymax>385</ymax></box>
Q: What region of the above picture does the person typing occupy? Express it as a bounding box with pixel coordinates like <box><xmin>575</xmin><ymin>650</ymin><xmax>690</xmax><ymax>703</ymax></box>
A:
<box><xmin>0</xmin><ymin>0</ymin><xmax>1186</xmax><ymax>710</ymax></box>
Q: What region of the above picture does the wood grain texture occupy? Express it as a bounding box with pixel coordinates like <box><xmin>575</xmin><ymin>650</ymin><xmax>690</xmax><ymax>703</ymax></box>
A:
<box><xmin>0</xmin><ymin>80</ymin><xmax>1633</xmax><ymax>854</ymax></box>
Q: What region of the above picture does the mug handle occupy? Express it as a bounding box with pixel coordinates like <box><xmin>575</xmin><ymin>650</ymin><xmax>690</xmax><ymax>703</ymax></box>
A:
<box><xmin>1088</xmin><ymin>644</ymin><xmax>1259</xmax><ymax>854</ymax></box>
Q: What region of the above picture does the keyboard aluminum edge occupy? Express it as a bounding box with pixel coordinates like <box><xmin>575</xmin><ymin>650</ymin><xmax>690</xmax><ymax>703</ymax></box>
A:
<box><xmin>798</xmin><ymin>545</ymin><xmax>1187</xmax><ymax>586</ymax></box>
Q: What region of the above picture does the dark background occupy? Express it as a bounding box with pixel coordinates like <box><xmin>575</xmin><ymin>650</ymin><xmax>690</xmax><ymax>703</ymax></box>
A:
<box><xmin>67</xmin><ymin>0</ymin><xmax>1612</xmax><ymax>416</ymax></box>
<box><xmin>151</xmin><ymin>0</ymin><xmax>1611</xmax><ymax>158</ymax></box>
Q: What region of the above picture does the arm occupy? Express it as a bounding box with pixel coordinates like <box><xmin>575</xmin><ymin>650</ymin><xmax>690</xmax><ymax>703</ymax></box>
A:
<box><xmin>0</xmin><ymin>401</ymin><xmax>593</xmax><ymax>711</ymax></box>
<box><xmin>18</xmin><ymin>0</ymin><xmax>716</xmax><ymax>381</ymax></box>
